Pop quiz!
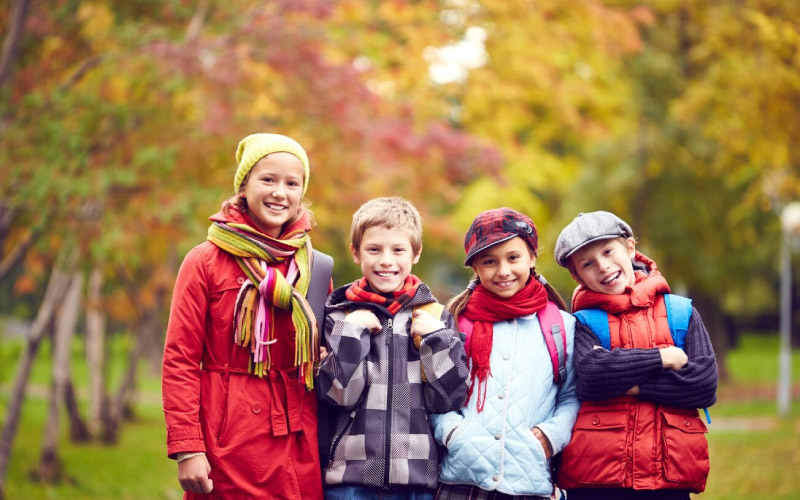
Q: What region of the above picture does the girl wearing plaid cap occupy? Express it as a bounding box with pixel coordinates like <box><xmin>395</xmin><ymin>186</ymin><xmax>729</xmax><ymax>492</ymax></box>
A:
<box><xmin>431</xmin><ymin>208</ymin><xmax>580</xmax><ymax>500</ymax></box>
<box><xmin>162</xmin><ymin>133</ymin><xmax>331</xmax><ymax>499</ymax></box>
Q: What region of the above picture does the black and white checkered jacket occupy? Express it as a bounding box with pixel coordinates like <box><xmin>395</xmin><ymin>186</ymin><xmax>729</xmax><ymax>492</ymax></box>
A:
<box><xmin>316</xmin><ymin>282</ymin><xmax>469</xmax><ymax>490</ymax></box>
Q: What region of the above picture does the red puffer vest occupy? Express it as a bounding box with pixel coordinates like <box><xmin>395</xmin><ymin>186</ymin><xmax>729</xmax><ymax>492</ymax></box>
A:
<box><xmin>558</xmin><ymin>253</ymin><xmax>709</xmax><ymax>493</ymax></box>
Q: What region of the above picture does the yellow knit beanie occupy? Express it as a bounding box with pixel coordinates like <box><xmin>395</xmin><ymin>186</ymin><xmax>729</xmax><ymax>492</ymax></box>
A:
<box><xmin>234</xmin><ymin>133</ymin><xmax>310</xmax><ymax>195</ymax></box>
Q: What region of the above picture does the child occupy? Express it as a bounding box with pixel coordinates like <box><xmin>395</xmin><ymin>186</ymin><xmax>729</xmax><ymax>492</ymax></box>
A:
<box><xmin>162</xmin><ymin>133</ymin><xmax>332</xmax><ymax>500</ymax></box>
<box><xmin>316</xmin><ymin>196</ymin><xmax>469</xmax><ymax>500</ymax></box>
<box><xmin>431</xmin><ymin>207</ymin><xmax>580</xmax><ymax>500</ymax></box>
<box><xmin>554</xmin><ymin>211</ymin><xmax>718</xmax><ymax>500</ymax></box>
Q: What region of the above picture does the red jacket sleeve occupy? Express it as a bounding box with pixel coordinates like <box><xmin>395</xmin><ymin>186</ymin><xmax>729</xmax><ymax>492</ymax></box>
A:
<box><xmin>162</xmin><ymin>247</ymin><xmax>208</xmax><ymax>458</ymax></box>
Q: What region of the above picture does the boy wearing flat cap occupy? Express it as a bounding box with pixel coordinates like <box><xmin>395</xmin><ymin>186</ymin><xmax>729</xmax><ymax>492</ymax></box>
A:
<box><xmin>553</xmin><ymin>211</ymin><xmax>718</xmax><ymax>500</ymax></box>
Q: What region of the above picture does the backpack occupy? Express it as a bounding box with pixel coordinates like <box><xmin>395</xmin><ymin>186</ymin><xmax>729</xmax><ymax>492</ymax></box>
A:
<box><xmin>457</xmin><ymin>301</ymin><xmax>568</xmax><ymax>385</ymax></box>
<box><xmin>572</xmin><ymin>293</ymin><xmax>711</xmax><ymax>424</ymax></box>
<box><xmin>306</xmin><ymin>250</ymin><xmax>337</xmax><ymax>473</ymax></box>
<box><xmin>572</xmin><ymin>293</ymin><xmax>691</xmax><ymax>350</ymax></box>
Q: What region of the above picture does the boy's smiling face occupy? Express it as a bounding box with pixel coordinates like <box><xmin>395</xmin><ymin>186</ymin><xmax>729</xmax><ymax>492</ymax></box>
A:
<box><xmin>351</xmin><ymin>225</ymin><xmax>421</xmax><ymax>293</ymax></box>
<box><xmin>570</xmin><ymin>237</ymin><xmax>637</xmax><ymax>295</ymax></box>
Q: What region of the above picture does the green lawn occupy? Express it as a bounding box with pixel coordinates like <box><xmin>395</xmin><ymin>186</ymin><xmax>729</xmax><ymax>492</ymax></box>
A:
<box><xmin>1</xmin><ymin>332</ymin><xmax>798</xmax><ymax>499</ymax></box>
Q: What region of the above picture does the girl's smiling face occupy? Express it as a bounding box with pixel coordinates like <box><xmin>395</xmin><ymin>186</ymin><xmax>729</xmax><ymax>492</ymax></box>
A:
<box><xmin>471</xmin><ymin>236</ymin><xmax>536</xmax><ymax>298</ymax></box>
<box><xmin>570</xmin><ymin>237</ymin><xmax>637</xmax><ymax>294</ymax></box>
<box><xmin>239</xmin><ymin>152</ymin><xmax>304</xmax><ymax>237</ymax></box>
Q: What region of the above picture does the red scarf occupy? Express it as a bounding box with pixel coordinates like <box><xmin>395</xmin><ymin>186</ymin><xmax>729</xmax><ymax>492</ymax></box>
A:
<box><xmin>461</xmin><ymin>277</ymin><xmax>549</xmax><ymax>412</ymax></box>
<box><xmin>345</xmin><ymin>275</ymin><xmax>422</xmax><ymax>316</ymax></box>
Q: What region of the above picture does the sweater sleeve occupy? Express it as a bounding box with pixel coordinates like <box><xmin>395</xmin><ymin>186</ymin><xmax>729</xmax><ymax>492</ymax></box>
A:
<box><xmin>162</xmin><ymin>247</ymin><xmax>209</xmax><ymax>459</ymax></box>
<box><xmin>419</xmin><ymin>309</ymin><xmax>470</xmax><ymax>414</ymax></box>
<box><xmin>574</xmin><ymin>321</ymin><xmax>665</xmax><ymax>401</ymax></box>
<box><xmin>637</xmin><ymin>308</ymin><xmax>718</xmax><ymax>408</ymax></box>
<box><xmin>316</xmin><ymin>310</ymin><xmax>373</xmax><ymax>410</ymax></box>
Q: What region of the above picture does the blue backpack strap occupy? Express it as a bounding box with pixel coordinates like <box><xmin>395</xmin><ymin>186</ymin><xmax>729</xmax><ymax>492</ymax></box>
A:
<box><xmin>537</xmin><ymin>301</ymin><xmax>568</xmax><ymax>384</ymax></box>
<box><xmin>573</xmin><ymin>309</ymin><xmax>611</xmax><ymax>350</ymax></box>
<box><xmin>664</xmin><ymin>294</ymin><xmax>692</xmax><ymax>349</ymax></box>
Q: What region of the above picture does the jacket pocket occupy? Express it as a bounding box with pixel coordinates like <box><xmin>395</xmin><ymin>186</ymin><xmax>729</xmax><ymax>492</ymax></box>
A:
<box><xmin>216</xmin><ymin>374</ymin><xmax>271</xmax><ymax>449</ymax></box>
<box><xmin>328</xmin><ymin>410</ymin><xmax>356</xmax><ymax>468</ymax></box>
<box><xmin>660</xmin><ymin>409</ymin><xmax>709</xmax><ymax>490</ymax></box>
<box><xmin>560</xmin><ymin>408</ymin><xmax>629</xmax><ymax>485</ymax></box>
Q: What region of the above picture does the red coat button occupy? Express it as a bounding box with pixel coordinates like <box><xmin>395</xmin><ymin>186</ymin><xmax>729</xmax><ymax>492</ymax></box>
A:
<box><xmin>252</xmin><ymin>402</ymin><xmax>262</xmax><ymax>414</ymax></box>
<box><xmin>683</xmin><ymin>419</ymin><xmax>690</xmax><ymax>427</ymax></box>
<box><xmin>592</xmin><ymin>417</ymin><xmax>600</xmax><ymax>426</ymax></box>
<box><xmin>237</xmin><ymin>276</ymin><xmax>245</xmax><ymax>285</ymax></box>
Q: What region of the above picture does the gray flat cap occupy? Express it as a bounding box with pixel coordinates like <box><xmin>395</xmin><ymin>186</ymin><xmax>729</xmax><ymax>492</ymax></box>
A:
<box><xmin>554</xmin><ymin>211</ymin><xmax>633</xmax><ymax>267</ymax></box>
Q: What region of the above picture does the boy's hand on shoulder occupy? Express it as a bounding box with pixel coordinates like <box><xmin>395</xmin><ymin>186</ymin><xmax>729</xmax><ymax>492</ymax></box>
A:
<box><xmin>345</xmin><ymin>309</ymin><xmax>382</xmax><ymax>334</ymax></box>
<box><xmin>411</xmin><ymin>308</ymin><xmax>445</xmax><ymax>337</ymax></box>
<box><xmin>659</xmin><ymin>346</ymin><xmax>688</xmax><ymax>371</ymax></box>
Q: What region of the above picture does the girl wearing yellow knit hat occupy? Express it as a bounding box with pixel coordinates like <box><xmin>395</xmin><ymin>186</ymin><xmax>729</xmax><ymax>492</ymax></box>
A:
<box><xmin>162</xmin><ymin>133</ymin><xmax>332</xmax><ymax>500</ymax></box>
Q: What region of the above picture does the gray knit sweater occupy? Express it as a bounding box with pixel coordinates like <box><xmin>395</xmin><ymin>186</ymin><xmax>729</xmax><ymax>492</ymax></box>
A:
<box><xmin>573</xmin><ymin>309</ymin><xmax>718</xmax><ymax>409</ymax></box>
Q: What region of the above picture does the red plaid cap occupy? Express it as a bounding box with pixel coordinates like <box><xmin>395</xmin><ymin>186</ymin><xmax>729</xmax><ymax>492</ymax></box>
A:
<box><xmin>463</xmin><ymin>208</ymin><xmax>538</xmax><ymax>266</ymax></box>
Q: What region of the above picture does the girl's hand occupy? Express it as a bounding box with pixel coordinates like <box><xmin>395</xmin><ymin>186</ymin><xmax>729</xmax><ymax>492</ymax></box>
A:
<box><xmin>659</xmin><ymin>346</ymin><xmax>688</xmax><ymax>371</ymax></box>
<box><xmin>410</xmin><ymin>308</ymin><xmax>445</xmax><ymax>338</ymax></box>
<box><xmin>319</xmin><ymin>346</ymin><xmax>329</xmax><ymax>362</ymax></box>
<box><xmin>345</xmin><ymin>309</ymin><xmax>382</xmax><ymax>334</ymax></box>
<box><xmin>178</xmin><ymin>453</ymin><xmax>213</xmax><ymax>494</ymax></box>
<box><xmin>532</xmin><ymin>427</ymin><xmax>553</xmax><ymax>459</ymax></box>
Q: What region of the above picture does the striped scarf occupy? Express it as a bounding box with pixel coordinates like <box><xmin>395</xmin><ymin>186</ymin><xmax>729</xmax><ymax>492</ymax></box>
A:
<box><xmin>345</xmin><ymin>275</ymin><xmax>422</xmax><ymax>316</ymax></box>
<box><xmin>207</xmin><ymin>219</ymin><xmax>318</xmax><ymax>390</ymax></box>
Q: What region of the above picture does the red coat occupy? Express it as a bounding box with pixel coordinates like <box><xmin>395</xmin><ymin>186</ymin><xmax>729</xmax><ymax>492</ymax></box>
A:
<box><xmin>558</xmin><ymin>255</ymin><xmax>709</xmax><ymax>493</ymax></box>
<box><xmin>162</xmin><ymin>208</ymin><xmax>323</xmax><ymax>500</ymax></box>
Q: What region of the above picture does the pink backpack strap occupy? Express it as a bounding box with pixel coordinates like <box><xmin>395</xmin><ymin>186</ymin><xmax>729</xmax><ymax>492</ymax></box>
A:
<box><xmin>538</xmin><ymin>301</ymin><xmax>568</xmax><ymax>384</ymax></box>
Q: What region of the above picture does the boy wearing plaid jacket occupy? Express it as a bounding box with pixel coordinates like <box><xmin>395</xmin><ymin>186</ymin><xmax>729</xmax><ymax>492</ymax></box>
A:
<box><xmin>317</xmin><ymin>197</ymin><xmax>469</xmax><ymax>500</ymax></box>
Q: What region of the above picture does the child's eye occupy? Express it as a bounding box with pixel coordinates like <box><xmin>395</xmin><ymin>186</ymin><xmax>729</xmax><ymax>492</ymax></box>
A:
<box><xmin>509</xmin><ymin>255</ymin><xmax>519</xmax><ymax>262</ymax></box>
<box><xmin>581</xmin><ymin>261</ymin><xmax>592</xmax><ymax>269</ymax></box>
<box><xmin>288</xmin><ymin>180</ymin><xmax>300</xmax><ymax>187</ymax></box>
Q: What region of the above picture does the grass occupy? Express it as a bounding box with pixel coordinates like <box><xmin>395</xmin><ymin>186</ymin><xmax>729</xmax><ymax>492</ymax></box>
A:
<box><xmin>0</xmin><ymin>332</ymin><xmax>798</xmax><ymax>499</ymax></box>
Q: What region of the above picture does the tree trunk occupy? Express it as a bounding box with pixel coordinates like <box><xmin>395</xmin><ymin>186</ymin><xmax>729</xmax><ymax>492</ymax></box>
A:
<box><xmin>690</xmin><ymin>289</ymin><xmax>730</xmax><ymax>382</ymax></box>
<box><xmin>0</xmin><ymin>0</ymin><xmax>31</xmax><ymax>89</ymax></box>
<box><xmin>0</xmin><ymin>258</ymin><xmax>74</xmax><ymax>500</ymax></box>
<box><xmin>85</xmin><ymin>266</ymin><xmax>106</xmax><ymax>437</ymax></box>
<box><xmin>37</xmin><ymin>271</ymin><xmax>82</xmax><ymax>483</ymax></box>
<box><xmin>101</xmin><ymin>330</ymin><xmax>146</xmax><ymax>444</ymax></box>
<box><xmin>64</xmin><ymin>378</ymin><xmax>90</xmax><ymax>442</ymax></box>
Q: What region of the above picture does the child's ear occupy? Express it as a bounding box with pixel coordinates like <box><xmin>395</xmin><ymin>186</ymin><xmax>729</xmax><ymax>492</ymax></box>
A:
<box><xmin>412</xmin><ymin>245</ymin><xmax>422</xmax><ymax>265</ymax></box>
<box><xmin>350</xmin><ymin>243</ymin><xmax>361</xmax><ymax>264</ymax></box>
<box><xmin>624</xmin><ymin>237</ymin><xmax>636</xmax><ymax>259</ymax></box>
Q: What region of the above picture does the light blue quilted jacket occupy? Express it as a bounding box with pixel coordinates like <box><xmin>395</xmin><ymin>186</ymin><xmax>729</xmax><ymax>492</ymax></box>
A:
<box><xmin>431</xmin><ymin>311</ymin><xmax>580</xmax><ymax>496</ymax></box>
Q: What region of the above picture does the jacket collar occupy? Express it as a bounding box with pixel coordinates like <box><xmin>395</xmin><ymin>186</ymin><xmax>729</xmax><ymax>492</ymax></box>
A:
<box><xmin>571</xmin><ymin>251</ymin><xmax>672</xmax><ymax>314</ymax></box>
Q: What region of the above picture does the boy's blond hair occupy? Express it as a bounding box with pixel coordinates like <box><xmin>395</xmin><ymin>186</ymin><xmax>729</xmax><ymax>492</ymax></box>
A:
<box><xmin>350</xmin><ymin>197</ymin><xmax>422</xmax><ymax>254</ymax></box>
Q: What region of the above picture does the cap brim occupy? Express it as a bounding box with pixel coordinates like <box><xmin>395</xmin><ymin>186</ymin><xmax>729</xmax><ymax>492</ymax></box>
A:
<box><xmin>559</xmin><ymin>234</ymin><xmax>624</xmax><ymax>265</ymax></box>
<box><xmin>464</xmin><ymin>233</ymin><xmax>518</xmax><ymax>266</ymax></box>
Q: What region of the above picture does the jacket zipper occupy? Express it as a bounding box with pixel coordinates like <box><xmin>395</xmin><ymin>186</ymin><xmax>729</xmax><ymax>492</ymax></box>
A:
<box><xmin>328</xmin><ymin>410</ymin><xmax>356</xmax><ymax>470</ymax></box>
<box><xmin>383</xmin><ymin>317</ymin><xmax>393</xmax><ymax>487</ymax></box>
